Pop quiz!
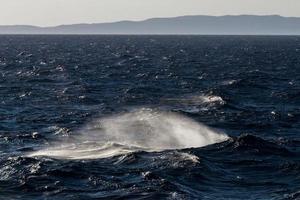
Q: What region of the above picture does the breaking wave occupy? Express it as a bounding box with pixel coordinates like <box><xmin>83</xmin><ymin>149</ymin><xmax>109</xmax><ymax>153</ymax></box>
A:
<box><xmin>29</xmin><ymin>108</ymin><xmax>229</xmax><ymax>160</ymax></box>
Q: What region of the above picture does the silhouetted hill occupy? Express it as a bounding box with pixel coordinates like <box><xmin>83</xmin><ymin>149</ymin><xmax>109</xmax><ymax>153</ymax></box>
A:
<box><xmin>1</xmin><ymin>15</ymin><xmax>300</xmax><ymax>35</ymax></box>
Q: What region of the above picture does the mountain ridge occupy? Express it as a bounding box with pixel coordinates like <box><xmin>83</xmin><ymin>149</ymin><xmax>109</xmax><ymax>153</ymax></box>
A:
<box><xmin>1</xmin><ymin>15</ymin><xmax>300</xmax><ymax>35</ymax></box>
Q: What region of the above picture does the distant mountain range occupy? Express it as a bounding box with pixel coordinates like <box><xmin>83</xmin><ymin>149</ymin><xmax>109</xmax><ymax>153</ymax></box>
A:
<box><xmin>1</xmin><ymin>15</ymin><xmax>300</xmax><ymax>35</ymax></box>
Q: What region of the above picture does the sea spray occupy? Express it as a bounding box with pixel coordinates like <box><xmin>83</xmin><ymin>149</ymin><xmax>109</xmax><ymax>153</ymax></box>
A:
<box><xmin>29</xmin><ymin>108</ymin><xmax>229</xmax><ymax>159</ymax></box>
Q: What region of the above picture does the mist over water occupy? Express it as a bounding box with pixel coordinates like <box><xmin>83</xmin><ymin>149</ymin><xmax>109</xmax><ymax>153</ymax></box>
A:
<box><xmin>29</xmin><ymin>108</ymin><xmax>228</xmax><ymax>159</ymax></box>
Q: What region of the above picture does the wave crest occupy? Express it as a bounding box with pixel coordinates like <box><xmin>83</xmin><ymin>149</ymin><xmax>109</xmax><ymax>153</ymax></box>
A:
<box><xmin>29</xmin><ymin>108</ymin><xmax>229</xmax><ymax>160</ymax></box>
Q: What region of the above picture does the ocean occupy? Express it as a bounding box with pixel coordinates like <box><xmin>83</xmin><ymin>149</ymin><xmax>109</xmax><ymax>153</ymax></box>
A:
<box><xmin>0</xmin><ymin>35</ymin><xmax>299</xmax><ymax>199</ymax></box>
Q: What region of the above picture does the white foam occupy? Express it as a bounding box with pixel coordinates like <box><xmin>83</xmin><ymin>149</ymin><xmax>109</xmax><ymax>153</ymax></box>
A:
<box><xmin>198</xmin><ymin>95</ymin><xmax>225</xmax><ymax>104</ymax></box>
<box><xmin>164</xmin><ymin>94</ymin><xmax>225</xmax><ymax>105</ymax></box>
<box><xmin>222</xmin><ymin>80</ymin><xmax>238</xmax><ymax>85</ymax></box>
<box><xmin>29</xmin><ymin>142</ymin><xmax>136</xmax><ymax>160</ymax></box>
<box><xmin>28</xmin><ymin>108</ymin><xmax>229</xmax><ymax>160</ymax></box>
<box><xmin>177</xmin><ymin>152</ymin><xmax>200</xmax><ymax>163</ymax></box>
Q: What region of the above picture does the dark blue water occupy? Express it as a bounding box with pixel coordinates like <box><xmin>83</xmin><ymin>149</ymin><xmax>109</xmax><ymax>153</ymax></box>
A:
<box><xmin>0</xmin><ymin>35</ymin><xmax>300</xmax><ymax>199</ymax></box>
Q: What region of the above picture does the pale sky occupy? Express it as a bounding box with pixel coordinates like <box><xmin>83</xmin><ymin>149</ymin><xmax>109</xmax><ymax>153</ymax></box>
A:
<box><xmin>0</xmin><ymin>0</ymin><xmax>299</xmax><ymax>26</ymax></box>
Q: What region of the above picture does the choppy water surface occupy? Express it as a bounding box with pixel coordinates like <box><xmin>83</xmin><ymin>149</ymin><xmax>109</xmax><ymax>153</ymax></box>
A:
<box><xmin>0</xmin><ymin>35</ymin><xmax>300</xmax><ymax>199</ymax></box>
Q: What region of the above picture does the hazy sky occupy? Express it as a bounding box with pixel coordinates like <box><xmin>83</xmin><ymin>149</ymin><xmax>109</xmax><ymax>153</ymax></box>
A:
<box><xmin>0</xmin><ymin>0</ymin><xmax>299</xmax><ymax>26</ymax></box>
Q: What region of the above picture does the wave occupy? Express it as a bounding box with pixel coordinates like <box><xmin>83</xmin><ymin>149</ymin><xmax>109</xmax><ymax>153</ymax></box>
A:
<box><xmin>28</xmin><ymin>108</ymin><xmax>229</xmax><ymax>160</ymax></box>
<box><xmin>224</xmin><ymin>134</ymin><xmax>292</xmax><ymax>156</ymax></box>
<box><xmin>161</xmin><ymin>94</ymin><xmax>226</xmax><ymax>113</ymax></box>
<box><xmin>28</xmin><ymin>142</ymin><xmax>139</xmax><ymax>160</ymax></box>
<box><xmin>163</xmin><ymin>94</ymin><xmax>225</xmax><ymax>106</ymax></box>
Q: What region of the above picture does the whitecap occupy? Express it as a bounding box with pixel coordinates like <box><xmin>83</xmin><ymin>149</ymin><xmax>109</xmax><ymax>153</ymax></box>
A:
<box><xmin>222</xmin><ymin>79</ymin><xmax>238</xmax><ymax>85</ymax></box>
<box><xmin>28</xmin><ymin>108</ymin><xmax>228</xmax><ymax>160</ymax></box>
<box><xmin>178</xmin><ymin>152</ymin><xmax>200</xmax><ymax>163</ymax></box>
<box><xmin>162</xmin><ymin>94</ymin><xmax>226</xmax><ymax>107</ymax></box>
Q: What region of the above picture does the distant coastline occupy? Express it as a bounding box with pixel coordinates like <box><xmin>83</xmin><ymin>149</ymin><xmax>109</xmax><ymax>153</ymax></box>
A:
<box><xmin>1</xmin><ymin>15</ymin><xmax>300</xmax><ymax>35</ymax></box>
